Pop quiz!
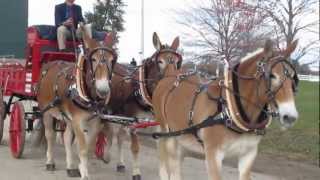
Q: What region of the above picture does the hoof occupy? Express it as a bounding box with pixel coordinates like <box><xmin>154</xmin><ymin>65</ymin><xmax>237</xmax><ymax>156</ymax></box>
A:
<box><xmin>46</xmin><ymin>164</ymin><xmax>56</xmax><ymax>171</ymax></box>
<box><xmin>116</xmin><ymin>165</ymin><xmax>126</xmax><ymax>173</ymax></box>
<box><xmin>67</xmin><ymin>169</ymin><xmax>81</xmax><ymax>177</ymax></box>
<box><xmin>100</xmin><ymin>157</ymin><xmax>111</xmax><ymax>164</ymax></box>
<box><xmin>132</xmin><ymin>175</ymin><xmax>141</xmax><ymax>180</ymax></box>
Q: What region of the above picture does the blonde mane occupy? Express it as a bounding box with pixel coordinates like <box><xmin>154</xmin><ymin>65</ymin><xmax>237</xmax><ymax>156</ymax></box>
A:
<box><xmin>240</xmin><ymin>48</ymin><xmax>264</xmax><ymax>63</ymax></box>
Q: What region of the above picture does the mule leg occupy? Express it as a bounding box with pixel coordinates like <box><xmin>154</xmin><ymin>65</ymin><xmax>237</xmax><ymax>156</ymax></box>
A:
<box><xmin>73</xmin><ymin>118</ymin><xmax>90</xmax><ymax>180</ymax></box>
<box><xmin>158</xmin><ymin>138</ymin><xmax>183</xmax><ymax>180</ymax></box>
<box><xmin>166</xmin><ymin>138</ymin><xmax>183</xmax><ymax>180</ymax></box>
<box><xmin>116</xmin><ymin>126</ymin><xmax>126</xmax><ymax>172</ymax></box>
<box><xmin>43</xmin><ymin>113</ymin><xmax>56</xmax><ymax>171</ymax></box>
<box><xmin>101</xmin><ymin>123</ymin><xmax>113</xmax><ymax>163</ymax></box>
<box><xmin>238</xmin><ymin>146</ymin><xmax>258</xmax><ymax>180</ymax></box>
<box><xmin>204</xmin><ymin>147</ymin><xmax>224</xmax><ymax>180</ymax></box>
<box><xmin>78</xmin><ymin>118</ymin><xmax>101</xmax><ymax>180</ymax></box>
<box><xmin>130</xmin><ymin>131</ymin><xmax>141</xmax><ymax>180</ymax></box>
<box><xmin>64</xmin><ymin>123</ymin><xmax>81</xmax><ymax>177</ymax></box>
<box><xmin>158</xmin><ymin>138</ymin><xmax>170</xmax><ymax>180</ymax></box>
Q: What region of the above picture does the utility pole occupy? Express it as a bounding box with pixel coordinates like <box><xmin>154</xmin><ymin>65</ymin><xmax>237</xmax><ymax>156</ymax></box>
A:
<box><xmin>140</xmin><ymin>0</ymin><xmax>145</xmax><ymax>61</ymax></box>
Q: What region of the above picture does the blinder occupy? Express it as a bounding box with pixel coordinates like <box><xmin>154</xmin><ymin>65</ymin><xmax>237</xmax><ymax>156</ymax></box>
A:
<box><xmin>262</xmin><ymin>56</ymin><xmax>299</xmax><ymax>98</ymax></box>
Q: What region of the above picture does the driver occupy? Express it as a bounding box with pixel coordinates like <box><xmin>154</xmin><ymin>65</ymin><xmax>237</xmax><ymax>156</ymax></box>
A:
<box><xmin>55</xmin><ymin>0</ymin><xmax>88</xmax><ymax>51</ymax></box>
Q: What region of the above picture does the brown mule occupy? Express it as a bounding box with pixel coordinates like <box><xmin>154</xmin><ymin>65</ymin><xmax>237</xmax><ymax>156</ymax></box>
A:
<box><xmin>152</xmin><ymin>40</ymin><xmax>299</xmax><ymax>180</ymax></box>
<box><xmin>105</xmin><ymin>32</ymin><xmax>182</xmax><ymax>180</ymax></box>
<box><xmin>37</xmin><ymin>25</ymin><xmax>117</xmax><ymax>180</ymax></box>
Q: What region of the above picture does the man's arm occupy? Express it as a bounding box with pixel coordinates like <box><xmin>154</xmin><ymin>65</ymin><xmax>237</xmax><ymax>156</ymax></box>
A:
<box><xmin>78</xmin><ymin>6</ymin><xmax>85</xmax><ymax>23</ymax></box>
<box><xmin>55</xmin><ymin>5</ymin><xmax>63</xmax><ymax>26</ymax></box>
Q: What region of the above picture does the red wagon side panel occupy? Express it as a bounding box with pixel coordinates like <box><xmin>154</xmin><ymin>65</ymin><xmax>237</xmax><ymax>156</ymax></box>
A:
<box><xmin>0</xmin><ymin>62</ymin><xmax>29</xmax><ymax>96</ymax></box>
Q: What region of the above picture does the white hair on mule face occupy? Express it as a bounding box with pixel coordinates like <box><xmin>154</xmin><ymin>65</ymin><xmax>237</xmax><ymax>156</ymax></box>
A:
<box><xmin>95</xmin><ymin>79</ymin><xmax>110</xmax><ymax>95</ymax></box>
<box><xmin>277</xmin><ymin>100</ymin><xmax>298</xmax><ymax>130</ymax></box>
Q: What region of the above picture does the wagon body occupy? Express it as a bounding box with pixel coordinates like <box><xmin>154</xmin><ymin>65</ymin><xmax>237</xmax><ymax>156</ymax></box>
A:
<box><xmin>0</xmin><ymin>25</ymin><xmax>77</xmax><ymax>158</ymax></box>
<box><xmin>0</xmin><ymin>25</ymin><xmax>76</xmax><ymax>98</ymax></box>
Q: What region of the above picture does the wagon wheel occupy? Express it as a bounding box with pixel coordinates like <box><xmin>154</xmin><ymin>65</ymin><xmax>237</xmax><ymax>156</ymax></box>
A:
<box><xmin>0</xmin><ymin>91</ymin><xmax>5</xmax><ymax>144</ymax></box>
<box><xmin>9</xmin><ymin>102</ymin><xmax>26</xmax><ymax>158</ymax></box>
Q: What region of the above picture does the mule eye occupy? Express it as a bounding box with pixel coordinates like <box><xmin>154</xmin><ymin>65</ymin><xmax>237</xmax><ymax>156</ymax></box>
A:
<box><xmin>270</xmin><ymin>74</ymin><xmax>276</xmax><ymax>79</ymax></box>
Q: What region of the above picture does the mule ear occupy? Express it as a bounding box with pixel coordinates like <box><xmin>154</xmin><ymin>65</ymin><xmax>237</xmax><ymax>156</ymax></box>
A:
<box><xmin>283</xmin><ymin>39</ymin><xmax>298</xmax><ymax>58</ymax></box>
<box><xmin>103</xmin><ymin>32</ymin><xmax>114</xmax><ymax>48</ymax></box>
<box><xmin>80</xmin><ymin>24</ymin><xmax>98</xmax><ymax>49</ymax></box>
<box><xmin>153</xmin><ymin>32</ymin><xmax>161</xmax><ymax>51</ymax></box>
<box><xmin>79</xmin><ymin>22</ymin><xmax>85</xmax><ymax>31</ymax></box>
<box><xmin>171</xmin><ymin>36</ymin><xmax>180</xmax><ymax>51</ymax></box>
<box><xmin>264</xmin><ymin>39</ymin><xmax>273</xmax><ymax>59</ymax></box>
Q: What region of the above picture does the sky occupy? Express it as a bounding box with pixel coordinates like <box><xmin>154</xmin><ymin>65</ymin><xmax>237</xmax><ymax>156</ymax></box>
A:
<box><xmin>29</xmin><ymin>0</ymin><xmax>319</xmax><ymax>68</ymax></box>
<box><xmin>29</xmin><ymin>0</ymin><xmax>188</xmax><ymax>64</ymax></box>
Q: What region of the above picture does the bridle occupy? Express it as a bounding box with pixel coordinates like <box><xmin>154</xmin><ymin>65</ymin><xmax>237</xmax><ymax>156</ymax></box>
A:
<box><xmin>86</xmin><ymin>47</ymin><xmax>117</xmax><ymax>78</ymax></box>
<box><xmin>226</xmin><ymin>55</ymin><xmax>299</xmax><ymax>132</ymax></box>
<box><xmin>84</xmin><ymin>47</ymin><xmax>117</xmax><ymax>101</ymax></box>
<box><xmin>154</xmin><ymin>48</ymin><xmax>183</xmax><ymax>69</ymax></box>
<box><xmin>261</xmin><ymin>57</ymin><xmax>299</xmax><ymax>100</ymax></box>
<box><xmin>138</xmin><ymin>47</ymin><xmax>183</xmax><ymax>107</ymax></box>
<box><xmin>143</xmin><ymin>47</ymin><xmax>183</xmax><ymax>84</ymax></box>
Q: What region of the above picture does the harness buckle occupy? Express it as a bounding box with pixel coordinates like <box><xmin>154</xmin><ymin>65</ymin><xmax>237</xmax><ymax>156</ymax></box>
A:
<box><xmin>188</xmin><ymin>111</ymin><xmax>194</xmax><ymax>120</ymax></box>
<box><xmin>174</xmin><ymin>80</ymin><xmax>180</xmax><ymax>87</ymax></box>
<box><xmin>124</xmin><ymin>76</ymin><xmax>131</xmax><ymax>82</ymax></box>
<box><xmin>225</xmin><ymin>118</ymin><xmax>233</xmax><ymax>127</ymax></box>
<box><xmin>270</xmin><ymin>111</ymin><xmax>279</xmax><ymax>118</ymax></box>
<box><xmin>196</xmin><ymin>87</ymin><xmax>201</xmax><ymax>93</ymax></box>
<box><xmin>254</xmin><ymin>129</ymin><xmax>266</xmax><ymax>136</ymax></box>
<box><xmin>257</xmin><ymin>61</ymin><xmax>265</xmax><ymax>70</ymax></box>
<box><xmin>134</xmin><ymin>90</ymin><xmax>141</xmax><ymax>97</ymax></box>
<box><xmin>218</xmin><ymin>80</ymin><xmax>224</xmax><ymax>87</ymax></box>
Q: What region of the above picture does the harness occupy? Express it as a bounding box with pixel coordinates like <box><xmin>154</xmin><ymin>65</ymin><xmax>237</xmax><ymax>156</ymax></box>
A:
<box><xmin>138</xmin><ymin>48</ymin><xmax>183</xmax><ymax>108</ymax></box>
<box><xmin>146</xmin><ymin>56</ymin><xmax>299</xmax><ymax>140</ymax></box>
<box><xmin>110</xmin><ymin>47</ymin><xmax>183</xmax><ymax>113</ymax></box>
<box><xmin>39</xmin><ymin>46</ymin><xmax>117</xmax><ymax>120</ymax></box>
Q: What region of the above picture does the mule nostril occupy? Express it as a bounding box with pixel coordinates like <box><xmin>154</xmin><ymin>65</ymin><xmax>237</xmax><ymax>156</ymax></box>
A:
<box><xmin>283</xmin><ymin>115</ymin><xmax>296</xmax><ymax>124</ymax></box>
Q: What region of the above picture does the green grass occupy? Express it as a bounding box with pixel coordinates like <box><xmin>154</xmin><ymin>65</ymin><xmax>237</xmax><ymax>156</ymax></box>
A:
<box><xmin>260</xmin><ymin>81</ymin><xmax>319</xmax><ymax>164</ymax></box>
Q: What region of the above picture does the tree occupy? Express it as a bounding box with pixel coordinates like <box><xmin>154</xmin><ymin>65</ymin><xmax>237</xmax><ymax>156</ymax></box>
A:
<box><xmin>260</xmin><ymin>0</ymin><xmax>319</xmax><ymax>68</ymax></box>
<box><xmin>178</xmin><ymin>0</ymin><xmax>271</xmax><ymax>64</ymax></box>
<box><xmin>85</xmin><ymin>0</ymin><xmax>125</xmax><ymax>45</ymax></box>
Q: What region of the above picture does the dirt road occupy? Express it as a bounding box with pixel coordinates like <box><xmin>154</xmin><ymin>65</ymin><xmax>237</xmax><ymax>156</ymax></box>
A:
<box><xmin>0</xmin><ymin>113</ymin><xmax>319</xmax><ymax>180</ymax></box>
<box><xmin>0</xmin><ymin>138</ymin><xmax>277</xmax><ymax>180</ymax></box>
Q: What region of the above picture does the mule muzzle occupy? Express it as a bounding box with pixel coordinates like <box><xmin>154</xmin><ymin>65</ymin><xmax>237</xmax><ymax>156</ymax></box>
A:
<box><xmin>95</xmin><ymin>79</ymin><xmax>111</xmax><ymax>100</ymax></box>
<box><xmin>279</xmin><ymin>113</ymin><xmax>298</xmax><ymax>130</ymax></box>
<box><xmin>283</xmin><ymin>115</ymin><xmax>297</xmax><ymax>124</ymax></box>
<box><xmin>277</xmin><ymin>101</ymin><xmax>298</xmax><ymax>130</ymax></box>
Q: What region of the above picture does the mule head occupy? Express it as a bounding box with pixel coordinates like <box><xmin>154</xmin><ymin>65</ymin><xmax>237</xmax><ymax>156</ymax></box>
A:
<box><xmin>142</xmin><ymin>33</ymin><xmax>183</xmax><ymax>94</ymax></box>
<box><xmin>263</xmin><ymin>39</ymin><xmax>299</xmax><ymax>129</ymax></box>
<box><xmin>82</xmin><ymin>29</ymin><xmax>117</xmax><ymax>101</ymax></box>
<box><xmin>152</xmin><ymin>32</ymin><xmax>182</xmax><ymax>73</ymax></box>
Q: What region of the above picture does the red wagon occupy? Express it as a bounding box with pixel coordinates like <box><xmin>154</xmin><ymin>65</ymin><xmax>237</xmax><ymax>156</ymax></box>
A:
<box><xmin>0</xmin><ymin>25</ymin><xmax>160</xmax><ymax>159</ymax></box>
<box><xmin>0</xmin><ymin>25</ymin><xmax>78</xmax><ymax>158</ymax></box>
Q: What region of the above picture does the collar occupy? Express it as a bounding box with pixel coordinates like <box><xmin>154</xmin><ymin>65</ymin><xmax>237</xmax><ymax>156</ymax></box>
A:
<box><xmin>224</xmin><ymin>64</ymin><xmax>272</xmax><ymax>133</ymax></box>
